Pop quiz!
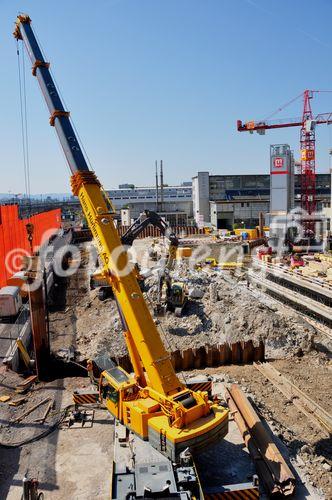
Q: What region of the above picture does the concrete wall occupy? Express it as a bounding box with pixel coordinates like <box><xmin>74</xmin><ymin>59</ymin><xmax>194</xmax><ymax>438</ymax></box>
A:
<box><xmin>192</xmin><ymin>172</ymin><xmax>210</xmax><ymax>225</ymax></box>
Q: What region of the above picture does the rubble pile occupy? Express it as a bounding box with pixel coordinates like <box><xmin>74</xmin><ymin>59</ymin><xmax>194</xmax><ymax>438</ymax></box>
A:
<box><xmin>70</xmin><ymin>261</ymin><xmax>315</xmax><ymax>360</ymax></box>
<box><xmin>152</xmin><ymin>266</ymin><xmax>314</xmax><ymax>358</ymax></box>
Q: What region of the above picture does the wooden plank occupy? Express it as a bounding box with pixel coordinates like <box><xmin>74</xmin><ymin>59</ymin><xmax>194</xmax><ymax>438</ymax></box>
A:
<box><xmin>16</xmin><ymin>375</ymin><xmax>37</xmax><ymax>387</ymax></box>
<box><xmin>9</xmin><ymin>397</ymin><xmax>26</xmax><ymax>406</ymax></box>
<box><xmin>34</xmin><ymin>399</ymin><xmax>53</xmax><ymax>423</ymax></box>
<box><xmin>12</xmin><ymin>397</ymin><xmax>51</xmax><ymax>423</ymax></box>
<box><xmin>16</xmin><ymin>339</ymin><xmax>31</xmax><ymax>368</ymax></box>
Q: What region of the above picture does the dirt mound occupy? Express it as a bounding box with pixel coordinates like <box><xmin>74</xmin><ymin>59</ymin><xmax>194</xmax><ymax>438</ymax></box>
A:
<box><xmin>154</xmin><ymin>269</ymin><xmax>314</xmax><ymax>358</ymax></box>
<box><xmin>65</xmin><ymin>262</ymin><xmax>315</xmax><ymax>360</ymax></box>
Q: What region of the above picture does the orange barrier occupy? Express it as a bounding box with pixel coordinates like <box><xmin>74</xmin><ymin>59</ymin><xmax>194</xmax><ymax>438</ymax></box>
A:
<box><xmin>0</xmin><ymin>205</ymin><xmax>61</xmax><ymax>287</ymax></box>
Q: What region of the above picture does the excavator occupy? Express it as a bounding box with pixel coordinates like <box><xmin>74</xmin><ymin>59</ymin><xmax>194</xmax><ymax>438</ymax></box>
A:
<box><xmin>92</xmin><ymin>210</ymin><xmax>188</xmax><ymax>311</ymax></box>
<box><xmin>122</xmin><ymin>211</ymin><xmax>189</xmax><ymax>317</ymax></box>
<box><xmin>14</xmin><ymin>13</ymin><xmax>228</xmax><ymax>467</ymax></box>
<box><xmin>91</xmin><ymin>209</ymin><xmax>169</xmax><ymax>300</ymax></box>
<box><xmin>155</xmin><ymin>232</ymin><xmax>189</xmax><ymax>316</ymax></box>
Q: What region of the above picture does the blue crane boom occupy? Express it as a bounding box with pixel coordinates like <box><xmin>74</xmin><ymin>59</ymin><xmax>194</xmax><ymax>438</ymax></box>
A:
<box><xmin>14</xmin><ymin>15</ymin><xmax>89</xmax><ymax>174</ymax></box>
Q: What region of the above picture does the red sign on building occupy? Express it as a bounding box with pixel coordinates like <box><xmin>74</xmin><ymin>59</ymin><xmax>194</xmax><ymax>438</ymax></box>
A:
<box><xmin>274</xmin><ymin>157</ymin><xmax>284</xmax><ymax>168</ymax></box>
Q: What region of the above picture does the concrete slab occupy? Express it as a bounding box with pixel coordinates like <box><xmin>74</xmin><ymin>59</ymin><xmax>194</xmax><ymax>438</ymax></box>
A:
<box><xmin>195</xmin><ymin>413</ymin><xmax>255</xmax><ymax>489</ymax></box>
<box><xmin>0</xmin><ymin>376</ymin><xmax>115</xmax><ymax>500</ymax></box>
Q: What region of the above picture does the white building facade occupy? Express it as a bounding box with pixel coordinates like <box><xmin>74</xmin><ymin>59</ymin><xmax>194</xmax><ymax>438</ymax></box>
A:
<box><xmin>107</xmin><ymin>184</ymin><xmax>193</xmax><ymax>224</ymax></box>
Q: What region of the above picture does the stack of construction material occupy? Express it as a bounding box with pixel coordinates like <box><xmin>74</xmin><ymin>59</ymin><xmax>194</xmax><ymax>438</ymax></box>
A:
<box><xmin>225</xmin><ymin>384</ymin><xmax>295</xmax><ymax>497</ymax></box>
<box><xmin>218</xmin><ymin>261</ymin><xmax>244</xmax><ymax>269</ymax></box>
<box><xmin>176</xmin><ymin>247</ymin><xmax>192</xmax><ymax>259</ymax></box>
<box><xmin>315</xmin><ymin>253</ymin><xmax>332</xmax><ymax>263</ymax></box>
<box><xmin>301</xmin><ymin>260</ymin><xmax>332</xmax><ymax>278</ymax></box>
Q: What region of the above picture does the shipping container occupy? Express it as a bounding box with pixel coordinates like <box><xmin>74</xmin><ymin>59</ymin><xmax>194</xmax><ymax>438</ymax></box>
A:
<box><xmin>0</xmin><ymin>286</ymin><xmax>22</xmax><ymax>317</ymax></box>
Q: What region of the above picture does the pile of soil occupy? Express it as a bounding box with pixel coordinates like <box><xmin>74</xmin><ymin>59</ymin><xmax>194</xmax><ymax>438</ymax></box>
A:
<box><xmin>50</xmin><ymin>258</ymin><xmax>315</xmax><ymax>361</ymax></box>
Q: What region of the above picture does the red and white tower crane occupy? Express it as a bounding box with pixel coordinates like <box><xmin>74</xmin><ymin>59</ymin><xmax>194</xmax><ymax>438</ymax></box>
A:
<box><xmin>237</xmin><ymin>90</ymin><xmax>332</xmax><ymax>216</ymax></box>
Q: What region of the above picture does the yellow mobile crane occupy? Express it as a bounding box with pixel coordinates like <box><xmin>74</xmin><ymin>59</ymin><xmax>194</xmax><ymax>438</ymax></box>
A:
<box><xmin>14</xmin><ymin>15</ymin><xmax>228</xmax><ymax>461</ymax></box>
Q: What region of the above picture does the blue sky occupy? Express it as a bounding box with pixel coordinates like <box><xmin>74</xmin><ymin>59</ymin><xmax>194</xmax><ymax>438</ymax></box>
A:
<box><xmin>1</xmin><ymin>0</ymin><xmax>332</xmax><ymax>194</ymax></box>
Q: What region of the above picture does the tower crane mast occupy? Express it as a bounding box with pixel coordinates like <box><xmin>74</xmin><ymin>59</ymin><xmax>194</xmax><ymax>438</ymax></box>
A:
<box><xmin>300</xmin><ymin>90</ymin><xmax>316</xmax><ymax>215</ymax></box>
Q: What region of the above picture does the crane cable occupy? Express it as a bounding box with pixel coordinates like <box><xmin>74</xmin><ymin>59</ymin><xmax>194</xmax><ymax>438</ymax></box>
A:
<box><xmin>263</xmin><ymin>91</ymin><xmax>303</xmax><ymax>121</ymax></box>
<box><xmin>16</xmin><ymin>40</ymin><xmax>32</xmax><ymax>219</ymax></box>
<box><xmin>264</xmin><ymin>89</ymin><xmax>332</xmax><ymax>123</ymax></box>
<box><xmin>33</xmin><ymin>28</ymin><xmax>94</xmax><ymax>175</ymax></box>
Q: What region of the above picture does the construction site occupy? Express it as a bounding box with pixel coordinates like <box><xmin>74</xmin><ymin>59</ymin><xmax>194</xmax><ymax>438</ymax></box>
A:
<box><xmin>1</xmin><ymin>7</ymin><xmax>332</xmax><ymax>500</ymax></box>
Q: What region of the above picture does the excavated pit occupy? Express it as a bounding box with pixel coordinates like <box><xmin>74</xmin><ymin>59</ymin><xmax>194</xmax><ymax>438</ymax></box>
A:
<box><xmin>48</xmin><ymin>238</ymin><xmax>317</xmax><ymax>365</ymax></box>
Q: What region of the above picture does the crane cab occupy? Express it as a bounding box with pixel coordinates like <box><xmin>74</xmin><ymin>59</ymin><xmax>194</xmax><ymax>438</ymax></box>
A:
<box><xmin>99</xmin><ymin>366</ymin><xmax>138</xmax><ymax>420</ymax></box>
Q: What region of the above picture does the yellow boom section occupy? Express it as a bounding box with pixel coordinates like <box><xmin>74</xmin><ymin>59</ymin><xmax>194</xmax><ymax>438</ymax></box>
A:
<box><xmin>71</xmin><ymin>172</ymin><xmax>184</xmax><ymax>397</ymax></box>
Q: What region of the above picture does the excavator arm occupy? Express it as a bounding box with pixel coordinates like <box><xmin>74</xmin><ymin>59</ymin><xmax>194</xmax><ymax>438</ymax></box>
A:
<box><xmin>92</xmin><ymin>209</ymin><xmax>168</xmax><ymax>299</ymax></box>
<box><xmin>121</xmin><ymin>209</ymin><xmax>168</xmax><ymax>246</ymax></box>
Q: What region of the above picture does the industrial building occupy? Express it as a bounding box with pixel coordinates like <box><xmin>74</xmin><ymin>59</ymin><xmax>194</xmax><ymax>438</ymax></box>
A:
<box><xmin>107</xmin><ymin>183</ymin><xmax>192</xmax><ymax>225</ymax></box>
<box><xmin>6</xmin><ymin>170</ymin><xmax>330</xmax><ymax>230</ymax></box>
<box><xmin>193</xmin><ymin>167</ymin><xmax>330</xmax><ymax>228</ymax></box>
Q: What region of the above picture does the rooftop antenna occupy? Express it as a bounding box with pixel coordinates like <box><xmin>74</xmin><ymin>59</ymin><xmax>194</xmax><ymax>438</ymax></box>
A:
<box><xmin>155</xmin><ymin>160</ymin><xmax>159</xmax><ymax>212</ymax></box>
<box><xmin>160</xmin><ymin>160</ymin><xmax>164</xmax><ymax>212</ymax></box>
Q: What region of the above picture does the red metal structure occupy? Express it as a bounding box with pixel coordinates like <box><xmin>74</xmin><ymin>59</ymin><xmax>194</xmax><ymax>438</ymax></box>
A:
<box><xmin>237</xmin><ymin>90</ymin><xmax>332</xmax><ymax>215</ymax></box>
<box><xmin>300</xmin><ymin>90</ymin><xmax>316</xmax><ymax>215</ymax></box>
<box><xmin>0</xmin><ymin>205</ymin><xmax>61</xmax><ymax>287</ymax></box>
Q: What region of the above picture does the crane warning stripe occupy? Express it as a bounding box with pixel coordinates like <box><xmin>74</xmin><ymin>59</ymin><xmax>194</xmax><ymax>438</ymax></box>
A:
<box><xmin>73</xmin><ymin>393</ymin><xmax>99</xmax><ymax>404</ymax></box>
<box><xmin>186</xmin><ymin>382</ymin><xmax>212</xmax><ymax>392</ymax></box>
<box><xmin>204</xmin><ymin>489</ymin><xmax>259</xmax><ymax>499</ymax></box>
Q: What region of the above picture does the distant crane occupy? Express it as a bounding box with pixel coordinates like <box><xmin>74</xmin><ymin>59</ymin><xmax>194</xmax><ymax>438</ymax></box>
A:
<box><xmin>237</xmin><ymin>90</ymin><xmax>332</xmax><ymax>216</ymax></box>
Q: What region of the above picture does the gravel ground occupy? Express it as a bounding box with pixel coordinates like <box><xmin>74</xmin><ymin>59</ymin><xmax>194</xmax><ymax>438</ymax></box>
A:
<box><xmin>46</xmin><ymin>238</ymin><xmax>332</xmax><ymax>497</ymax></box>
